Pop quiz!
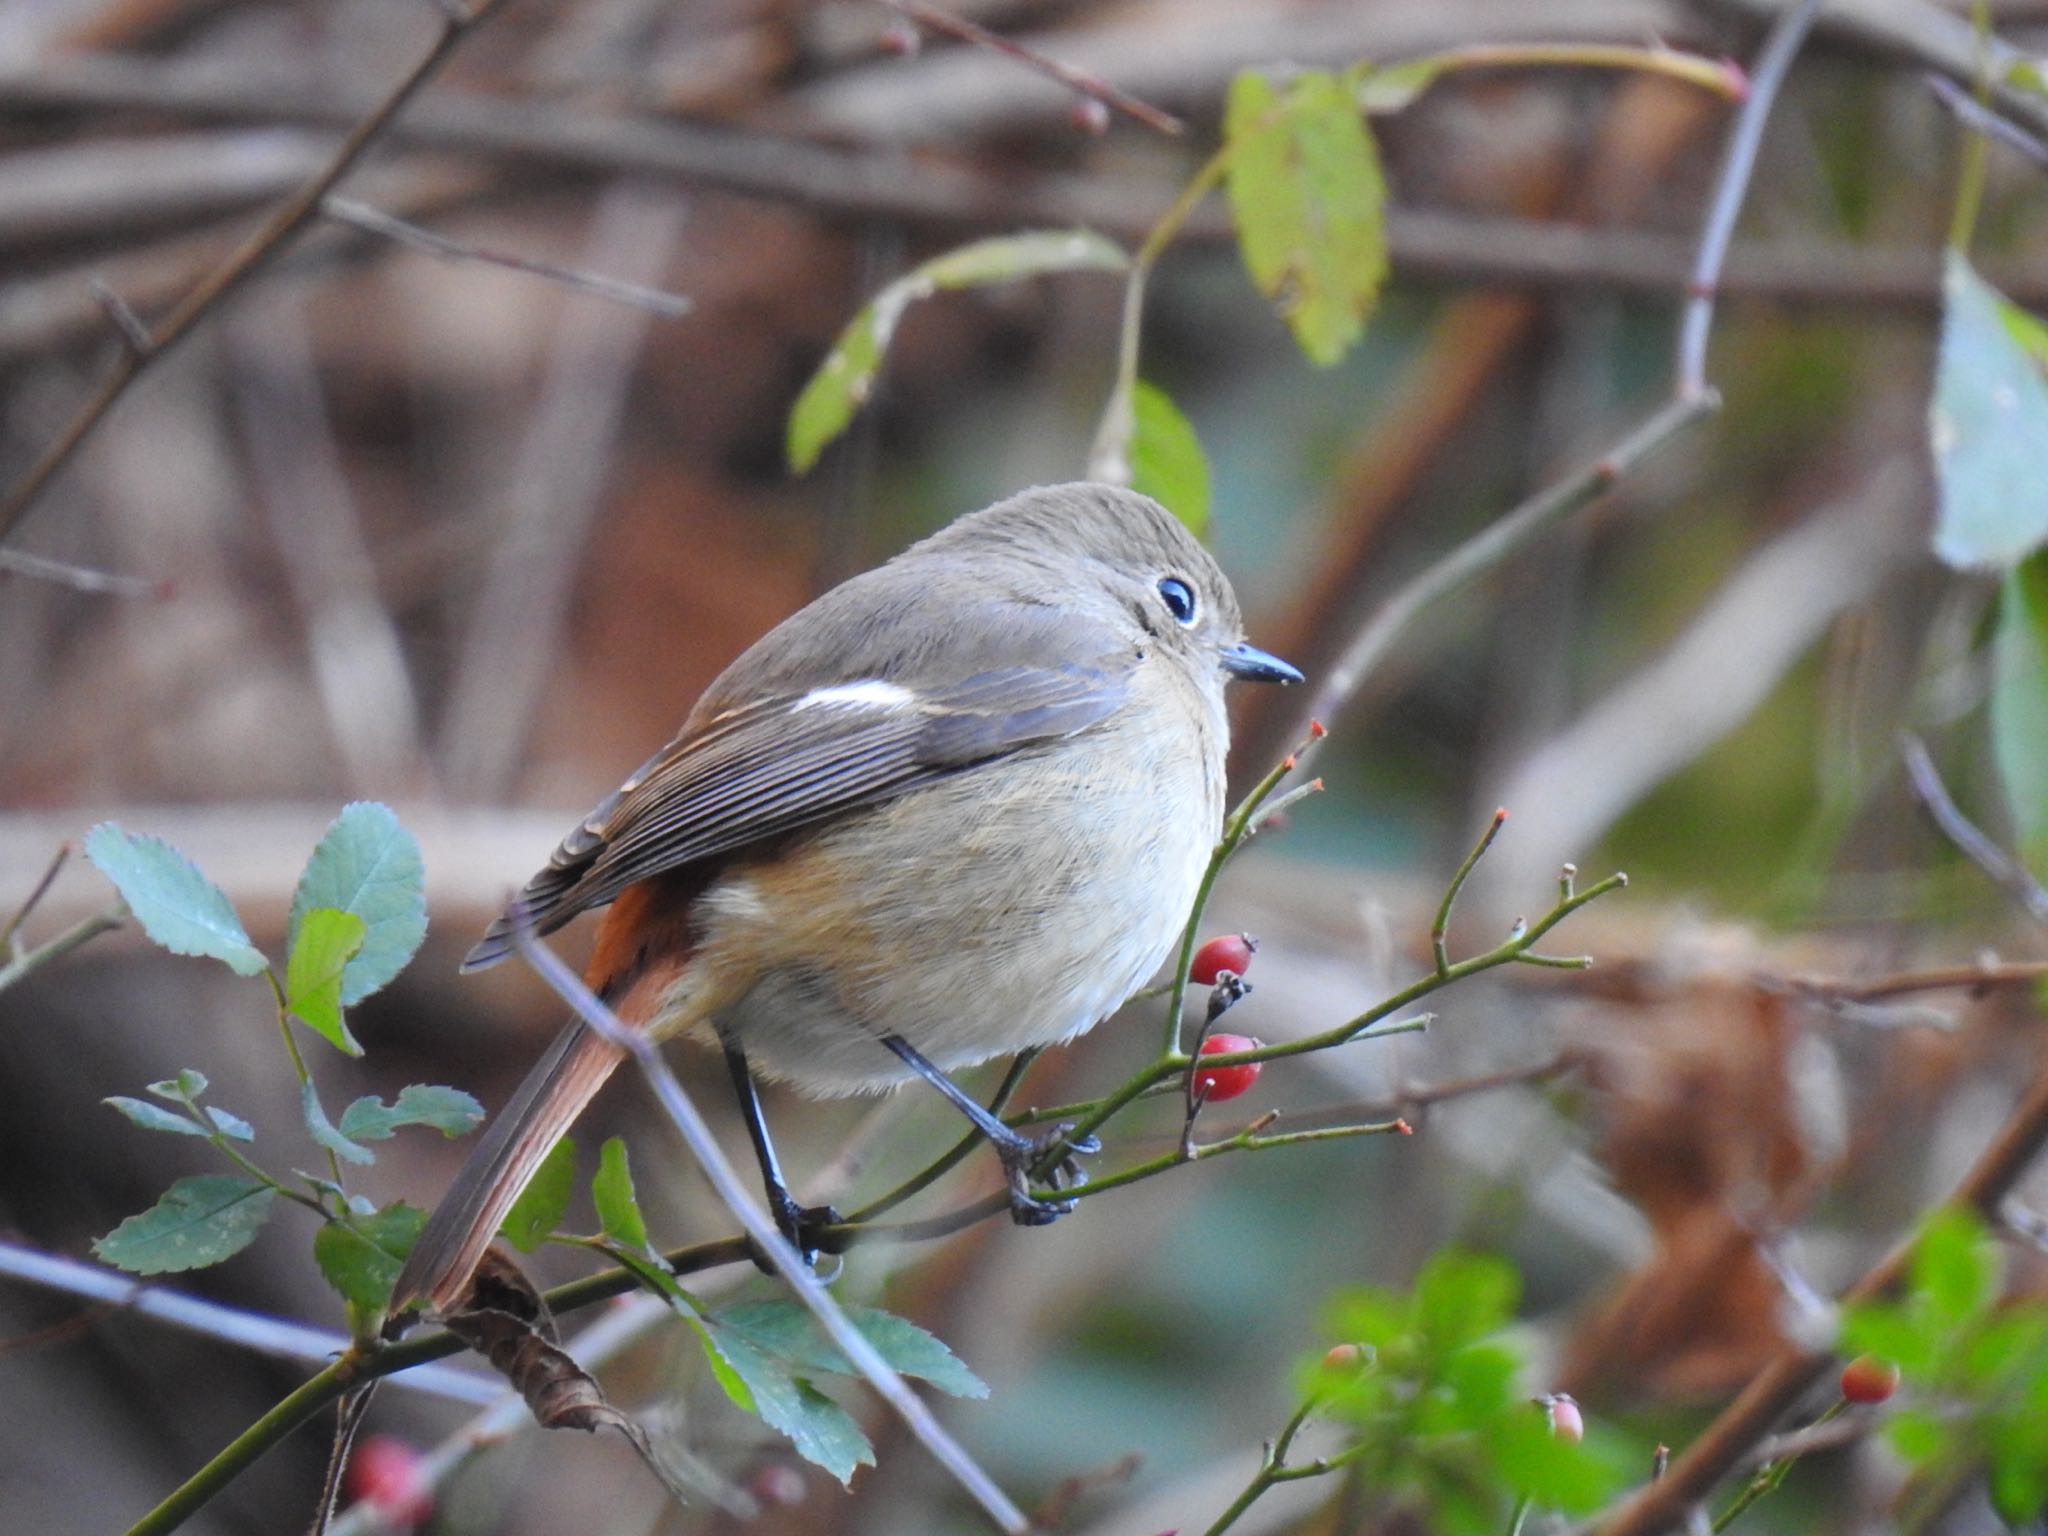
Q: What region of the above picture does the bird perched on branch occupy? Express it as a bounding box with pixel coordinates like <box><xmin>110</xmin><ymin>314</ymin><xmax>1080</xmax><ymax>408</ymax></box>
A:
<box><xmin>391</xmin><ymin>482</ymin><xmax>1300</xmax><ymax>1318</ymax></box>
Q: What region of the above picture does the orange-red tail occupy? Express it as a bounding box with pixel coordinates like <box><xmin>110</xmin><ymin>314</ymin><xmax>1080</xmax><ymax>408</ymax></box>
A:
<box><xmin>390</xmin><ymin>1021</ymin><xmax>625</xmax><ymax>1317</ymax></box>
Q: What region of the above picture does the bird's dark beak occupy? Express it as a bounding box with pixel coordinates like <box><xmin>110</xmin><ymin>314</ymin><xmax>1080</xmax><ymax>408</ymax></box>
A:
<box><xmin>1220</xmin><ymin>640</ymin><xmax>1303</xmax><ymax>685</ymax></box>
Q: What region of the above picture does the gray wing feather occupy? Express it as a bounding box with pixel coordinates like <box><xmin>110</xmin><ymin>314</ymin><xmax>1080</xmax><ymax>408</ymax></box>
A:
<box><xmin>462</xmin><ymin>659</ymin><xmax>1131</xmax><ymax>971</ymax></box>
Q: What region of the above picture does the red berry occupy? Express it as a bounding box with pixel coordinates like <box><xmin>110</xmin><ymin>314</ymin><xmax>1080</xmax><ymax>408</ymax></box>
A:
<box><xmin>345</xmin><ymin>1435</ymin><xmax>433</xmax><ymax>1529</ymax></box>
<box><xmin>1190</xmin><ymin>933</ymin><xmax>1257</xmax><ymax>986</ymax></box>
<box><xmin>1545</xmin><ymin>1394</ymin><xmax>1584</xmax><ymax>1444</ymax></box>
<box><xmin>878</xmin><ymin>19</ymin><xmax>920</xmax><ymax>55</ymax></box>
<box><xmin>1840</xmin><ymin>1355</ymin><xmax>1900</xmax><ymax>1404</ymax></box>
<box><xmin>1322</xmin><ymin>1342</ymin><xmax>1365</xmax><ymax>1370</ymax></box>
<box><xmin>1193</xmin><ymin>1033</ymin><xmax>1262</xmax><ymax>1101</ymax></box>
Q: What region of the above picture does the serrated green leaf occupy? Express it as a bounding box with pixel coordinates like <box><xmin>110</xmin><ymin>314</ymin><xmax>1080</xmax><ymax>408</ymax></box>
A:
<box><xmin>314</xmin><ymin>1204</ymin><xmax>426</xmax><ymax>1312</ymax></box>
<box><xmin>288</xmin><ymin>803</ymin><xmax>428</xmax><ymax>1007</ymax></box>
<box><xmin>1127</xmin><ymin>380</ymin><xmax>1212</xmax><ymax>535</ymax></box>
<box><xmin>206</xmin><ymin>1106</ymin><xmax>255</xmax><ymax>1142</ymax></box>
<box><xmin>105</xmin><ymin>1096</ymin><xmax>208</xmax><ymax>1137</ymax></box>
<box><xmin>84</xmin><ymin>824</ymin><xmax>266</xmax><ymax>976</ymax></box>
<box><xmin>302</xmin><ymin>1080</ymin><xmax>375</xmax><ymax>1167</ymax></box>
<box><xmin>500</xmin><ymin>1136</ymin><xmax>577</xmax><ymax>1251</ymax></box>
<box><xmin>1930</xmin><ymin>253</ymin><xmax>2048</xmax><ymax>569</ymax></box>
<box><xmin>337</xmin><ymin>1085</ymin><xmax>485</xmax><ymax>1142</ymax></box>
<box><xmin>711</xmin><ymin>1300</ymin><xmax>989</xmax><ymax>1399</ymax></box>
<box><xmin>1994</xmin><ymin>549</ymin><xmax>2048</xmax><ymax>868</ymax></box>
<box><xmin>93</xmin><ymin>1175</ymin><xmax>275</xmax><ymax>1274</ymax></box>
<box><xmin>786</xmin><ymin>229</ymin><xmax>1127</xmax><ymax>472</ymax></box>
<box><xmin>700</xmin><ymin>1312</ymin><xmax>876</xmax><ymax>1483</ymax></box>
<box><xmin>593</xmin><ymin>1137</ymin><xmax>650</xmax><ymax>1252</ymax></box>
<box><xmin>284</xmin><ymin>907</ymin><xmax>367</xmax><ymax>1056</ymax></box>
<box><xmin>1224</xmin><ymin>68</ymin><xmax>1389</xmax><ymax>367</ymax></box>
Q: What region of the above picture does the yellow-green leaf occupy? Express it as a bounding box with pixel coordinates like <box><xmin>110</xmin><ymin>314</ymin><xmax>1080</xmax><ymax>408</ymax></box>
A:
<box><xmin>1224</xmin><ymin>68</ymin><xmax>1389</xmax><ymax>367</ymax></box>
<box><xmin>1127</xmin><ymin>380</ymin><xmax>1212</xmax><ymax>534</ymax></box>
<box><xmin>284</xmin><ymin>907</ymin><xmax>368</xmax><ymax>1057</ymax></box>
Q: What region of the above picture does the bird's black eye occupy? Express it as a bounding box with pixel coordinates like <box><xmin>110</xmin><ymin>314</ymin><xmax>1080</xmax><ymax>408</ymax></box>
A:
<box><xmin>1157</xmin><ymin>576</ymin><xmax>1197</xmax><ymax>626</ymax></box>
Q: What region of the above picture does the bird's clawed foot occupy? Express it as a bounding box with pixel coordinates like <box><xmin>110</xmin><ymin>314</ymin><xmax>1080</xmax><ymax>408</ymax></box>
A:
<box><xmin>749</xmin><ymin>1193</ymin><xmax>847</xmax><ymax>1277</ymax></box>
<box><xmin>995</xmin><ymin>1124</ymin><xmax>1101</xmax><ymax>1227</ymax></box>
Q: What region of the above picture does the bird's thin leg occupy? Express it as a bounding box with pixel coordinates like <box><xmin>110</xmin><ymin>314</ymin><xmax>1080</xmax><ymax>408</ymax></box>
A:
<box><xmin>722</xmin><ymin>1039</ymin><xmax>842</xmax><ymax>1264</ymax></box>
<box><xmin>877</xmin><ymin>1033</ymin><xmax>1098</xmax><ymax>1226</ymax></box>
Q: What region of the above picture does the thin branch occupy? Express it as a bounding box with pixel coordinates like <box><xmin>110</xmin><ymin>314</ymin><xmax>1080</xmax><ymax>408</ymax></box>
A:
<box><xmin>0</xmin><ymin>1242</ymin><xmax>497</xmax><ymax>1405</ymax></box>
<box><xmin>1787</xmin><ymin>958</ymin><xmax>2048</xmax><ymax>1003</ymax></box>
<box><xmin>0</xmin><ymin>546</ymin><xmax>160</xmax><ymax>598</ymax></box>
<box><xmin>874</xmin><ymin>0</ymin><xmax>1184</xmax><ymax>137</ymax></box>
<box><xmin>511</xmin><ymin>928</ymin><xmax>1031</xmax><ymax>1536</ymax></box>
<box><xmin>1676</xmin><ymin>0</ymin><xmax>1823</xmax><ymax>397</ymax></box>
<box><xmin>0</xmin><ymin>0</ymin><xmax>518</xmax><ymax>544</ymax></box>
<box><xmin>1899</xmin><ymin>732</ymin><xmax>2048</xmax><ymax>927</ymax></box>
<box><xmin>1593</xmin><ymin>1053</ymin><xmax>2048</xmax><ymax>1535</ymax></box>
<box><xmin>1926</xmin><ymin>71</ymin><xmax>2048</xmax><ymax>169</ymax></box>
<box><xmin>319</xmin><ymin>195</ymin><xmax>694</xmax><ymax>317</ymax></box>
<box><xmin>1288</xmin><ymin>0</ymin><xmax>1821</xmax><ymax>756</ymax></box>
<box><xmin>1</xmin><ymin>842</ymin><xmax>71</xmax><ymax>953</ymax></box>
<box><xmin>0</xmin><ymin>904</ymin><xmax>125</xmax><ymax>995</ymax></box>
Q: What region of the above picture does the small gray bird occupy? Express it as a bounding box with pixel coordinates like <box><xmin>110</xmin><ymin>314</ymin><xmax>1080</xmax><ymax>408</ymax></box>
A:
<box><xmin>392</xmin><ymin>482</ymin><xmax>1299</xmax><ymax>1316</ymax></box>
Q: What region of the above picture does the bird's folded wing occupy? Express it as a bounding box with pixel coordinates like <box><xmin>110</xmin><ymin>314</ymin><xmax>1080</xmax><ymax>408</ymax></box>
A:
<box><xmin>462</xmin><ymin>659</ymin><xmax>1133</xmax><ymax>970</ymax></box>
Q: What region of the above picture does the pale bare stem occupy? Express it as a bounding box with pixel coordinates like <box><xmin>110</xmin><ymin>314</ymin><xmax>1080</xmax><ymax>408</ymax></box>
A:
<box><xmin>319</xmin><ymin>197</ymin><xmax>695</xmax><ymax>318</ymax></box>
<box><xmin>87</xmin><ymin>278</ymin><xmax>151</xmax><ymax>355</ymax></box>
<box><xmin>1676</xmin><ymin>0</ymin><xmax>1823</xmax><ymax>396</ymax></box>
<box><xmin>511</xmin><ymin>927</ymin><xmax>1032</xmax><ymax>1536</ymax></box>
<box><xmin>1433</xmin><ymin>808</ymin><xmax>1509</xmax><ymax>978</ymax></box>
<box><xmin>1899</xmin><ymin>732</ymin><xmax>2048</xmax><ymax>927</ymax></box>
<box><xmin>874</xmin><ymin>0</ymin><xmax>1184</xmax><ymax>136</ymax></box>
<box><xmin>2</xmin><ymin>842</ymin><xmax>71</xmax><ymax>954</ymax></box>
<box><xmin>0</xmin><ymin>903</ymin><xmax>125</xmax><ymax>996</ymax></box>
<box><xmin>0</xmin><ymin>1242</ymin><xmax>497</xmax><ymax>1404</ymax></box>
<box><xmin>1926</xmin><ymin>72</ymin><xmax>2048</xmax><ymax>169</ymax></box>
<box><xmin>1397</xmin><ymin>43</ymin><xmax>1749</xmax><ymax>103</ymax></box>
<box><xmin>308</xmin><ymin>1388</ymin><xmax>377</xmax><ymax>1536</ymax></box>
<box><xmin>1790</xmin><ymin>958</ymin><xmax>2048</xmax><ymax>1003</ymax></box>
<box><xmin>0</xmin><ymin>0</ymin><xmax>520</xmax><ymax>543</ymax></box>
<box><xmin>0</xmin><ymin>546</ymin><xmax>159</xmax><ymax>597</ymax></box>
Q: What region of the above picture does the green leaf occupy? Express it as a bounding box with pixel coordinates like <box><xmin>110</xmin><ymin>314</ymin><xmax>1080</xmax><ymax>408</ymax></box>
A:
<box><xmin>1414</xmin><ymin>1250</ymin><xmax>1519</xmax><ymax>1350</ymax></box>
<box><xmin>500</xmin><ymin>1136</ymin><xmax>577</xmax><ymax>1251</ymax></box>
<box><xmin>1355</xmin><ymin>57</ymin><xmax>1442</xmax><ymax>114</ymax></box>
<box><xmin>1930</xmin><ymin>253</ymin><xmax>2048</xmax><ymax>569</ymax></box>
<box><xmin>1886</xmin><ymin>1407</ymin><xmax>1950</xmax><ymax>1464</ymax></box>
<box><xmin>1127</xmin><ymin>380</ymin><xmax>1212</xmax><ymax>535</ymax></box>
<box><xmin>711</xmin><ymin>1299</ymin><xmax>989</xmax><ymax>1399</ymax></box>
<box><xmin>93</xmin><ymin>1175</ymin><xmax>276</xmax><ymax>1274</ymax></box>
<box><xmin>84</xmin><ymin>824</ymin><xmax>267</xmax><ymax>976</ymax></box>
<box><xmin>337</xmin><ymin>1085</ymin><xmax>485</xmax><ymax>1142</ymax></box>
<box><xmin>301</xmin><ymin>1080</ymin><xmax>375</xmax><ymax>1167</ymax></box>
<box><xmin>1493</xmin><ymin>1410</ymin><xmax>1622</xmax><ymax>1513</ymax></box>
<box><xmin>284</xmin><ymin>908</ymin><xmax>368</xmax><ymax>1056</ymax></box>
<box><xmin>593</xmin><ymin>1137</ymin><xmax>650</xmax><ymax>1252</ymax></box>
<box><xmin>700</xmin><ymin>1312</ymin><xmax>876</xmax><ymax>1483</ymax></box>
<box><xmin>1840</xmin><ymin>1301</ymin><xmax>1939</xmax><ymax>1378</ymax></box>
<box><xmin>1224</xmin><ymin>68</ymin><xmax>1389</xmax><ymax>367</ymax></box>
<box><xmin>1994</xmin><ymin>549</ymin><xmax>2048</xmax><ymax>866</ymax></box>
<box><xmin>148</xmin><ymin>1069</ymin><xmax>208</xmax><ymax>1101</ymax></box>
<box><xmin>105</xmin><ymin>1096</ymin><xmax>208</xmax><ymax>1137</ymax></box>
<box><xmin>1913</xmin><ymin>1206</ymin><xmax>2000</xmax><ymax>1332</ymax></box>
<box><xmin>288</xmin><ymin>802</ymin><xmax>428</xmax><ymax>1007</ymax></box>
<box><xmin>206</xmin><ymin>1106</ymin><xmax>255</xmax><ymax>1142</ymax></box>
<box><xmin>786</xmin><ymin>230</ymin><xmax>1127</xmax><ymax>471</ymax></box>
<box><xmin>314</xmin><ymin>1204</ymin><xmax>426</xmax><ymax>1312</ymax></box>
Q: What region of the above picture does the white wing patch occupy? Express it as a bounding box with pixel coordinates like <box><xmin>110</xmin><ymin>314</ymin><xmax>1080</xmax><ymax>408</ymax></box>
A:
<box><xmin>793</xmin><ymin>680</ymin><xmax>916</xmax><ymax>711</ymax></box>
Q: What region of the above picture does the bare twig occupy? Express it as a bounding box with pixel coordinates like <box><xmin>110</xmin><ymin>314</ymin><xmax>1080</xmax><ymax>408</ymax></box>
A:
<box><xmin>1926</xmin><ymin>72</ymin><xmax>2048</xmax><ymax>168</ymax></box>
<box><xmin>319</xmin><ymin>195</ymin><xmax>694</xmax><ymax>316</ymax></box>
<box><xmin>1</xmin><ymin>842</ymin><xmax>71</xmax><ymax>953</ymax></box>
<box><xmin>1288</xmin><ymin>0</ymin><xmax>1821</xmax><ymax>757</ymax></box>
<box><xmin>0</xmin><ymin>1242</ymin><xmax>497</xmax><ymax>1405</ymax></box>
<box><xmin>0</xmin><ymin>546</ymin><xmax>159</xmax><ymax>597</ymax></box>
<box><xmin>1676</xmin><ymin>0</ymin><xmax>1823</xmax><ymax>396</ymax></box>
<box><xmin>511</xmin><ymin>929</ymin><xmax>1031</xmax><ymax>1536</ymax></box>
<box><xmin>1899</xmin><ymin>732</ymin><xmax>2048</xmax><ymax>927</ymax></box>
<box><xmin>1788</xmin><ymin>957</ymin><xmax>2048</xmax><ymax>1003</ymax></box>
<box><xmin>0</xmin><ymin>904</ymin><xmax>125</xmax><ymax>995</ymax></box>
<box><xmin>876</xmin><ymin>0</ymin><xmax>1183</xmax><ymax>136</ymax></box>
<box><xmin>0</xmin><ymin>0</ymin><xmax>518</xmax><ymax>544</ymax></box>
<box><xmin>1593</xmin><ymin>1055</ymin><xmax>2048</xmax><ymax>1535</ymax></box>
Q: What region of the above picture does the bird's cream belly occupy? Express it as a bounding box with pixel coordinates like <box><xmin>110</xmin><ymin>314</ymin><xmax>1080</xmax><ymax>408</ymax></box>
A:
<box><xmin>673</xmin><ymin>731</ymin><xmax>1220</xmax><ymax>1096</ymax></box>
